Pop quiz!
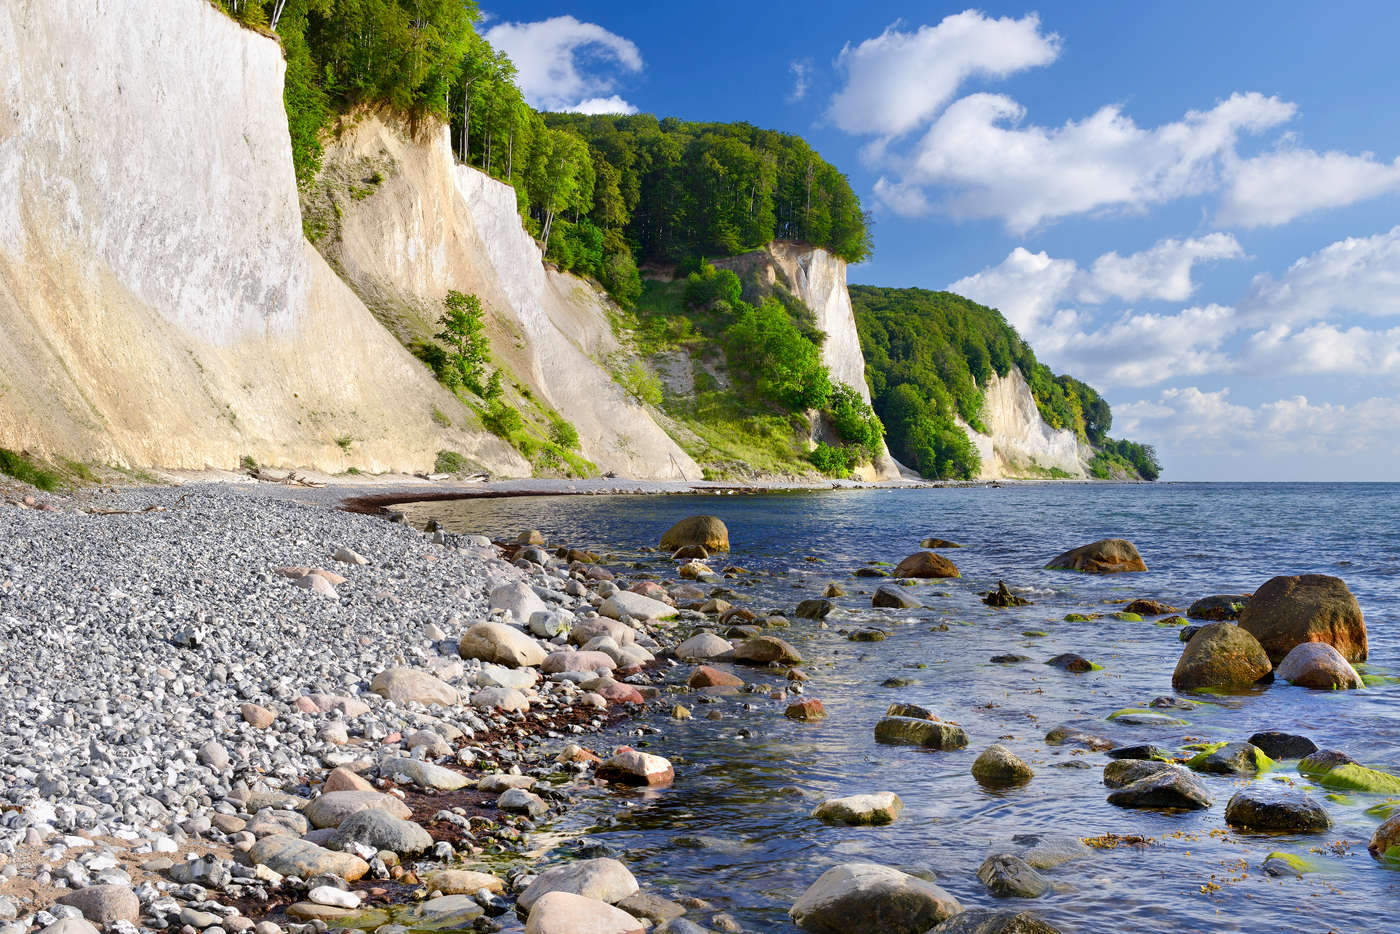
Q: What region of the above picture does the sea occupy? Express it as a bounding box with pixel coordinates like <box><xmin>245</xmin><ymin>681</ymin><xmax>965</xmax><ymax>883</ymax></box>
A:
<box><xmin>399</xmin><ymin>483</ymin><xmax>1400</xmax><ymax>933</ymax></box>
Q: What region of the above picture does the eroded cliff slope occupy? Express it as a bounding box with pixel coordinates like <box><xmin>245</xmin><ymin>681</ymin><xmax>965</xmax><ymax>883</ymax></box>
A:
<box><xmin>962</xmin><ymin>369</ymin><xmax>1090</xmax><ymax>479</ymax></box>
<box><xmin>309</xmin><ymin>115</ymin><xmax>699</xmax><ymax>480</ymax></box>
<box><xmin>0</xmin><ymin>0</ymin><xmax>524</xmax><ymax>474</ymax></box>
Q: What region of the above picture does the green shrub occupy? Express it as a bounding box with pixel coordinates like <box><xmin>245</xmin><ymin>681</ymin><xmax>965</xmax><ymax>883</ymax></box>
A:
<box><xmin>435</xmin><ymin>450</ymin><xmax>469</xmax><ymax>474</ymax></box>
<box><xmin>239</xmin><ymin>455</ymin><xmax>258</xmax><ymax>471</ymax></box>
<box><xmin>482</xmin><ymin>400</ymin><xmax>523</xmax><ymax>438</ymax></box>
<box><xmin>827</xmin><ymin>383</ymin><xmax>884</xmax><ymax>457</ymax></box>
<box><xmin>431</xmin><ymin>407</ymin><xmax>451</xmax><ymax>428</ymax></box>
<box><xmin>335</xmin><ymin>435</ymin><xmax>353</xmax><ymax>451</ymax></box>
<box><xmin>810</xmin><ymin>442</ymin><xmax>857</xmax><ymax>478</ymax></box>
<box><xmin>724</xmin><ymin>298</ymin><xmax>831</xmax><ymax>411</ymax></box>
<box><xmin>0</xmin><ymin>449</ymin><xmax>60</xmax><ymax>491</ymax></box>
<box><xmin>549</xmin><ymin>417</ymin><xmax>580</xmax><ymax>449</ymax></box>
<box><xmin>618</xmin><ymin>362</ymin><xmax>663</xmax><ymax>406</ymax></box>
<box><xmin>685</xmin><ymin>262</ymin><xmax>742</xmax><ymax>309</ymax></box>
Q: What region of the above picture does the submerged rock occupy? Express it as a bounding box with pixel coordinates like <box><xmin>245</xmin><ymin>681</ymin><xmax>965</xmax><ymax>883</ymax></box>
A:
<box><xmin>732</xmin><ymin>635</ymin><xmax>802</xmax><ymax>665</ymax></box>
<box><xmin>1238</xmin><ymin>573</ymin><xmax>1367</xmax><ymax>664</ymax></box>
<box><xmin>1224</xmin><ymin>786</ymin><xmax>1332</xmax><ymax>833</ymax></box>
<box><xmin>1045</xmin><ymin>539</ymin><xmax>1146</xmax><ymax>574</ymax></box>
<box><xmin>1299</xmin><ymin>749</ymin><xmax>1400</xmax><ymax>794</ymax></box>
<box><xmin>873</xmin><ymin>585</ymin><xmax>920</xmax><ymax>609</ymax></box>
<box><xmin>1045</xmin><ymin>653</ymin><xmax>1096</xmax><ymax>672</ymax></box>
<box><xmin>1103</xmin><ymin>759</ymin><xmax>1175</xmax><ymax>789</ymax></box>
<box><xmin>972</xmin><ymin>745</ymin><xmax>1034</xmax><ymax>787</ymax></box>
<box><xmin>812</xmin><ymin>791</ymin><xmax>903</xmax><ymax>825</ymax></box>
<box><xmin>790</xmin><ymin>862</ymin><xmax>962</xmax><ymax>934</ymax></box>
<box><xmin>795</xmin><ymin>598</ymin><xmax>835</xmax><ymax>619</ymax></box>
<box><xmin>930</xmin><ymin>910</ymin><xmax>1062</xmax><ymax>933</ymax></box>
<box><xmin>977</xmin><ymin>854</ymin><xmax>1048</xmax><ymax>898</ymax></box>
<box><xmin>1171</xmin><ymin>622</ymin><xmax>1272</xmax><ymax>692</ymax></box>
<box><xmin>1106</xmin><ymin>769</ymin><xmax>1212</xmax><ymax>811</ymax></box>
<box><xmin>1124</xmin><ymin>599</ymin><xmax>1177</xmax><ymax>616</ymax></box>
<box><xmin>875</xmin><ymin>716</ymin><xmax>968</xmax><ymax>750</ymax></box>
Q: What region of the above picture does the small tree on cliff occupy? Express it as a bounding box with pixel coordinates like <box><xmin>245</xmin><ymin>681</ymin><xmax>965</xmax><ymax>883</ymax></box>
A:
<box><xmin>435</xmin><ymin>290</ymin><xmax>490</xmax><ymax>395</ymax></box>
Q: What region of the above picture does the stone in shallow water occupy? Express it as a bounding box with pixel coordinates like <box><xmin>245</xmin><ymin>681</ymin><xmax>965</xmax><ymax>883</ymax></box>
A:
<box><xmin>790</xmin><ymin>862</ymin><xmax>961</xmax><ymax>934</ymax></box>
<box><xmin>1248</xmin><ymin>731</ymin><xmax>1317</xmax><ymax>760</ymax></box>
<box><xmin>811</xmin><ymin>792</ymin><xmax>903</xmax><ymax>826</ymax></box>
<box><xmin>598</xmin><ymin>750</ymin><xmax>675</xmax><ymax>787</ymax></box>
<box><xmin>1276</xmin><ymin>642</ymin><xmax>1363</xmax><ymax>690</ymax></box>
<box><xmin>1187</xmin><ymin>742</ymin><xmax>1271</xmax><ymax>776</ymax></box>
<box><xmin>971</xmin><ymin>745</ymin><xmax>1034</xmax><ymax>787</ymax></box>
<box><xmin>875</xmin><ymin>716</ymin><xmax>968</xmax><ymax>750</ymax></box>
<box><xmin>1103</xmin><ymin>759</ymin><xmax>1176</xmax><ymax>790</ymax></box>
<box><xmin>929</xmin><ymin>909</ymin><xmax>1063</xmax><ymax>933</ymax></box>
<box><xmin>1107</xmin><ymin>744</ymin><xmax>1172</xmax><ymax>761</ymax></box>
<box><xmin>872</xmin><ymin>585</ymin><xmax>920</xmax><ymax>609</ymax></box>
<box><xmin>1224</xmin><ymin>786</ymin><xmax>1332</xmax><ymax>833</ymax></box>
<box><xmin>977</xmin><ymin>854</ymin><xmax>1048</xmax><ymax>898</ymax></box>
<box><xmin>1106</xmin><ymin>769</ymin><xmax>1211</xmax><ymax>811</ymax></box>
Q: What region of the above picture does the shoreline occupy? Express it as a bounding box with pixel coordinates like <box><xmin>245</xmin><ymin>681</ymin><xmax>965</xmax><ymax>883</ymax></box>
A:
<box><xmin>0</xmin><ymin>481</ymin><xmax>754</xmax><ymax>934</ymax></box>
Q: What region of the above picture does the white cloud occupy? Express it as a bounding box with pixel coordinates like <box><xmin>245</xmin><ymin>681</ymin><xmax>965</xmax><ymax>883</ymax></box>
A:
<box><xmin>563</xmin><ymin>96</ymin><xmax>638</xmax><ymax>116</ymax></box>
<box><xmin>1220</xmin><ymin>149</ymin><xmax>1400</xmax><ymax>228</ymax></box>
<box><xmin>788</xmin><ymin>59</ymin><xmax>812</xmax><ymax>102</ymax></box>
<box><xmin>1036</xmin><ymin>304</ymin><xmax>1238</xmax><ymax>388</ymax></box>
<box><xmin>950</xmin><ymin>234</ymin><xmax>1243</xmax><ymax>334</ymax></box>
<box><xmin>1244</xmin><ymin>322</ymin><xmax>1400</xmax><ymax>375</ymax></box>
<box><xmin>1243</xmin><ymin>225</ymin><xmax>1400</xmax><ymax>325</ymax></box>
<box><xmin>1118</xmin><ymin>387</ymin><xmax>1400</xmax><ymax>458</ymax></box>
<box><xmin>827</xmin><ymin>12</ymin><xmax>1059</xmax><ymax>137</ymax></box>
<box><xmin>881</xmin><ymin>91</ymin><xmax>1294</xmax><ymax>232</ymax></box>
<box><xmin>485</xmin><ymin>16</ymin><xmax>642</xmax><ymax>113</ymax></box>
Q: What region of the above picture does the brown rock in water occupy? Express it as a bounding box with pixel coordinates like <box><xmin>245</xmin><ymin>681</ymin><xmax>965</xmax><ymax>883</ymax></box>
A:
<box><xmin>660</xmin><ymin>516</ymin><xmax>730</xmax><ymax>553</ymax></box>
<box><xmin>688</xmin><ymin>665</ymin><xmax>744</xmax><ymax>689</ymax></box>
<box><xmin>732</xmin><ymin>635</ymin><xmax>802</xmax><ymax>665</ymax></box>
<box><xmin>984</xmin><ymin>582</ymin><xmax>1031</xmax><ymax>607</ymax></box>
<box><xmin>1171</xmin><ymin>621</ymin><xmax>1272</xmax><ymax>692</ymax></box>
<box><xmin>1124</xmin><ymin>599</ymin><xmax>1178</xmax><ymax>616</ymax></box>
<box><xmin>1045</xmin><ymin>539</ymin><xmax>1147</xmax><ymax>574</ymax></box>
<box><xmin>1238</xmin><ymin>574</ymin><xmax>1367</xmax><ymax>664</ymax></box>
<box><xmin>893</xmin><ymin>552</ymin><xmax>960</xmax><ymax>579</ymax></box>
<box><xmin>672</xmin><ymin>544</ymin><xmax>708</xmax><ymax>560</ymax></box>
<box><xmin>786</xmin><ymin>699</ymin><xmax>828</xmax><ymax>721</ymax></box>
<box><xmin>921</xmin><ymin>538</ymin><xmax>962</xmax><ymax>549</ymax></box>
<box><xmin>597</xmin><ymin>749</ymin><xmax>675</xmax><ymax>786</ymax></box>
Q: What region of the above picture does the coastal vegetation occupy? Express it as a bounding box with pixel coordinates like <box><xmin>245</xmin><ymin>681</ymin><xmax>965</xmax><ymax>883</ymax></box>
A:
<box><xmin>852</xmin><ymin>286</ymin><xmax>1159</xmax><ymax>480</ymax></box>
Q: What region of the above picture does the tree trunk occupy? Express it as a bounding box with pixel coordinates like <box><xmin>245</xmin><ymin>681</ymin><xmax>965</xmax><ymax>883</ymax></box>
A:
<box><xmin>507</xmin><ymin>128</ymin><xmax>514</xmax><ymax>180</ymax></box>
<box><xmin>541</xmin><ymin>209</ymin><xmax>556</xmax><ymax>250</ymax></box>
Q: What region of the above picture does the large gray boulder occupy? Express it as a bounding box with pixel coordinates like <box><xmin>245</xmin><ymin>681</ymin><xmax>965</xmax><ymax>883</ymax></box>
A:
<box><xmin>458</xmin><ymin>622</ymin><xmax>548</xmax><ymax>668</ymax></box>
<box><xmin>659</xmin><ymin>516</ymin><xmax>729</xmax><ymax>552</ymax></box>
<box><xmin>1275</xmin><ymin>641</ymin><xmax>1363</xmax><ymax>690</ymax></box>
<box><xmin>55</xmin><ymin>886</ymin><xmax>139</xmax><ymax>926</ymax></box>
<box><xmin>248</xmin><ymin>835</ymin><xmax>369</xmax><ymax>881</ymax></box>
<box><xmin>328</xmin><ymin>809</ymin><xmax>433</xmax><ymax>855</ymax></box>
<box><xmin>517</xmin><ymin>858</ymin><xmax>639</xmax><ymax>913</ymax></box>
<box><xmin>790</xmin><ymin>862</ymin><xmax>962</xmax><ymax>934</ymax></box>
<box><xmin>304</xmin><ymin>790</ymin><xmax>412</xmax><ymax>829</ymax></box>
<box><xmin>370</xmin><ymin>667</ymin><xmax>458</xmax><ymax>706</ymax></box>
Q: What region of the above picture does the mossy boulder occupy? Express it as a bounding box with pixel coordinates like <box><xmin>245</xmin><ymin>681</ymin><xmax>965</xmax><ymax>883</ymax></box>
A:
<box><xmin>1299</xmin><ymin>749</ymin><xmax>1400</xmax><ymax>794</ymax></box>
<box><xmin>660</xmin><ymin>516</ymin><xmax>729</xmax><ymax>553</ymax></box>
<box><xmin>1238</xmin><ymin>573</ymin><xmax>1366</xmax><ymax>664</ymax></box>
<box><xmin>971</xmin><ymin>744</ymin><xmax>1034</xmax><ymax>787</ymax></box>
<box><xmin>1171</xmin><ymin>622</ymin><xmax>1272</xmax><ymax>692</ymax></box>
<box><xmin>1045</xmin><ymin>539</ymin><xmax>1146</xmax><ymax>574</ymax></box>
<box><xmin>1124</xmin><ymin>599</ymin><xmax>1178</xmax><ymax>616</ymax></box>
<box><xmin>812</xmin><ymin>792</ymin><xmax>903</xmax><ymax>826</ymax></box>
<box><xmin>893</xmin><ymin>551</ymin><xmax>960</xmax><ymax>579</ymax></box>
<box><xmin>1106</xmin><ymin>769</ymin><xmax>1212</xmax><ymax>811</ymax></box>
<box><xmin>1111</xmin><ymin>612</ymin><xmax>1143</xmax><ymax>622</ymax></box>
<box><xmin>1370</xmin><ymin>813</ymin><xmax>1400</xmax><ymax>861</ymax></box>
<box><xmin>1187</xmin><ymin>742</ymin><xmax>1273</xmax><ymax>776</ymax></box>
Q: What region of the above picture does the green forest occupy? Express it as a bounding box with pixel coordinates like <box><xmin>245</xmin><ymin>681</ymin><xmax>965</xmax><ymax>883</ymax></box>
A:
<box><xmin>852</xmin><ymin>286</ymin><xmax>1160</xmax><ymax>481</ymax></box>
<box><xmin>213</xmin><ymin>0</ymin><xmax>867</xmax><ymax>309</ymax></box>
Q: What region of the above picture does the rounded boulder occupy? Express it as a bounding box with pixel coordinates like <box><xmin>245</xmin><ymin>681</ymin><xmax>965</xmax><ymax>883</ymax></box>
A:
<box><xmin>1045</xmin><ymin>539</ymin><xmax>1146</xmax><ymax>574</ymax></box>
<box><xmin>659</xmin><ymin>516</ymin><xmax>730</xmax><ymax>553</ymax></box>
<box><xmin>1238</xmin><ymin>574</ymin><xmax>1367</xmax><ymax>664</ymax></box>
<box><xmin>1171</xmin><ymin>622</ymin><xmax>1272</xmax><ymax>692</ymax></box>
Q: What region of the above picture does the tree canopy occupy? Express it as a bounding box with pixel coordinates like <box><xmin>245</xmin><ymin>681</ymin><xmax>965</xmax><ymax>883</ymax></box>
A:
<box><xmin>851</xmin><ymin>285</ymin><xmax>1159</xmax><ymax>481</ymax></box>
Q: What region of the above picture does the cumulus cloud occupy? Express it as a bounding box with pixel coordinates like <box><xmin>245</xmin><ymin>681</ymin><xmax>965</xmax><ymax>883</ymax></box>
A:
<box><xmin>1117</xmin><ymin>387</ymin><xmax>1400</xmax><ymax>458</ymax></box>
<box><xmin>950</xmin><ymin>234</ymin><xmax>1243</xmax><ymax>334</ymax></box>
<box><xmin>564</xmin><ymin>96</ymin><xmax>638</xmax><ymax>116</ymax></box>
<box><xmin>827</xmin><ymin>12</ymin><xmax>1059</xmax><ymax>137</ymax></box>
<box><xmin>1242</xmin><ymin>225</ymin><xmax>1400</xmax><ymax>326</ymax></box>
<box><xmin>1244</xmin><ymin>322</ymin><xmax>1400</xmax><ymax>375</ymax></box>
<box><xmin>879</xmin><ymin>92</ymin><xmax>1294</xmax><ymax>232</ymax></box>
<box><xmin>1036</xmin><ymin>305</ymin><xmax>1238</xmax><ymax>388</ymax></box>
<box><xmin>485</xmin><ymin>16</ymin><xmax>642</xmax><ymax>113</ymax></box>
<box><xmin>1220</xmin><ymin>149</ymin><xmax>1400</xmax><ymax>228</ymax></box>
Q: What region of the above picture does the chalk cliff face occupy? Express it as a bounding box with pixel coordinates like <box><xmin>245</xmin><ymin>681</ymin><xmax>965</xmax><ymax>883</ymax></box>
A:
<box><xmin>316</xmin><ymin>115</ymin><xmax>700</xmax><ymax>480</ymax></box>
<box><xmin>0</xmin><ymin>0</ymin><xmax>524</xmax><ymax>474</ymax></box>
<box><xmin>962</xmin><ymin>368</ymin><xmax>1090</xmax><ymax>479</ymax></box>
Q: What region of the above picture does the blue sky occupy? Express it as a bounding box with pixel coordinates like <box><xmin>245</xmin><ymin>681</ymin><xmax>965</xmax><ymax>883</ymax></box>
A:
<box><xmin>482</xmin><ymin>2</ymin><xmax>1400</xmax><ymax>480</ymax></box>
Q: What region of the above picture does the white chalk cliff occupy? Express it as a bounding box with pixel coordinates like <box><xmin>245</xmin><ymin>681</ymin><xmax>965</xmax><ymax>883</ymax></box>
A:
<box><xmin>0</xmin><ymin>0</ymin><xmax>523</xmax><ymax>474</ymax></box>
<box><xmin>316</xmin><ymin>115</ymin><xmax>699</xmax><ymax>480</ymax></box>
<box><xmin>961</xmin><ymin>368</ymin><xmax>1091</xmax><ymax>479</ymax></box>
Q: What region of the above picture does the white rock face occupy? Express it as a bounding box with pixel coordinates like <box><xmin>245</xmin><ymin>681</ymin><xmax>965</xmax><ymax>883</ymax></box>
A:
<box><xmin>323</xmin><ymin>116</ymin><xmax>700</xmax><ymax>480</ymax></box>
<box><xmin>0</xmin><ymin>0</ymin><xmax>524</xmax><ymax>474</ymax></box>
<box><xmin>962</xmin><ymin>368</ymin><xmax>1090</xmax><ymax>479</ymax></box>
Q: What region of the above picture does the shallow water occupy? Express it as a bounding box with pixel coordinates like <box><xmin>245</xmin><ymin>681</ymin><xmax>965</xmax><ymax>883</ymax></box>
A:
<box><xmin>403</xmin><ymin>483</ymin><xmax>1400</xmax><ymax>933</ymax></box>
